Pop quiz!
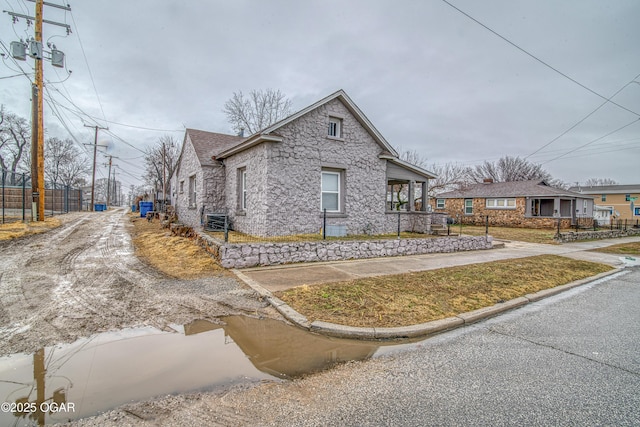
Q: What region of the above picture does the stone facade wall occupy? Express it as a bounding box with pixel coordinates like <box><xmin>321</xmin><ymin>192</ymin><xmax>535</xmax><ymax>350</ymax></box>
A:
<box><xmin>170</xmin><ymin>135</ymin><xmax>231</xmax><ymax>229</ymax></box>
<box><xmin>555</xmin><ymin>227</ymin><xmax>640</xmax><ymax>242</ymax></box>
<box><xmin>223</xmin><ymin>143</ymin><xmax>270</xmax><ymax>235</ymax></box>
<box><xmin>227</xmin><ymin>98</ymin><xmax>390</xmax><ymax>237</ymax></box>
<box><xmin>433</xmin><ymin>197</ymin><xmax>575</xmax><ymax>229</ymax></box>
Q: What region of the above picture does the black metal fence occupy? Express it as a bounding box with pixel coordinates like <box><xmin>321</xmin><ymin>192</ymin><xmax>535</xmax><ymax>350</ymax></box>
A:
<box><xmin>1</xmin><ymin>168</ymin><xmax>84</xmax><ymax>223</ymax></box>
<box><xmin>203</xmin><ymin>210</ymin><xmax>450</xmax><ymax>243</ymax></box>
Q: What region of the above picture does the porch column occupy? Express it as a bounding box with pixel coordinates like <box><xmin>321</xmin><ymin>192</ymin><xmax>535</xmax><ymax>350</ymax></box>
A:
<box><xmin>421</xmin><ymin>181</ymin><xmax>428</xmax><ymax>211</ymax></box>
<box><xmin>408</xmin><ymin>180</ymin><xmax>415</xmax><ymax>211</ymax></box>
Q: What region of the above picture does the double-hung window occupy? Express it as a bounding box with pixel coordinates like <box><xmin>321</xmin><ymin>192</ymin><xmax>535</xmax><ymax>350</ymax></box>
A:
<box><xmin>328</xmin><ymin>117</ymin><xmax>342</xmax><ymax>138</ymax></box>
<box><xmin>321</xmin><ymin>170</ymin><xmax>341</xmax><ymax>212</ymax></box>
<box><xmin>464</xmin><ymin>198</ymin><xmax>473</xmax><ymax>215</ymax></box>
<box><xmin>238</xmin><ymin>168</ymin><xmax>247</xmax><ymax>211</ymax></box>
<box><xmin>436</xmin><ymin>199</ymin><xmax>445</xmax><ymax>209</ymax></box>
<box><xmin>188</xmin><ymin>175</ymin><xmax>196</xmax><ymax>208</ymax></box>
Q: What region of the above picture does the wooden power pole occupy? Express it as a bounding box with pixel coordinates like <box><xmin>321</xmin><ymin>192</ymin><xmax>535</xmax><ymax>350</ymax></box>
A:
<box><xmin>6</xmin><ymin>0</ymin><xmax>72</xmax><ymax>220</ymax></box>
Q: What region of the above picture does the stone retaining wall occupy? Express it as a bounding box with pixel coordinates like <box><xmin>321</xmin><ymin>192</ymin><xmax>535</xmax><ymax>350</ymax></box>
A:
<box><xmin>555</xmin><ymin>227</ymin><xmax>640</xmax><ymax>242</ymax></box>
<box><xmin>170</xmin><ymin>223</ymin><xmax>493</xmax><ymax>269</ymax></box>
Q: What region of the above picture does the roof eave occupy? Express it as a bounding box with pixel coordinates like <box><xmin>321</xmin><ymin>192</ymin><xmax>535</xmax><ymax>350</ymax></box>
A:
<box><xmin>218</xmin><ymin>134</ymin><xmax>283</xmax><ymax>158</ymax></box>
<box><xmin>386</xmin><ymin>157</ymin><xmax>438</xmax><ymax>179</ymax></box>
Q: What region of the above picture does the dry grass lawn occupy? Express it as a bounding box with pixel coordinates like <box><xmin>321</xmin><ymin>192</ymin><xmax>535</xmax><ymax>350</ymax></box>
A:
<box><xmin>460</xmin><ymin>225</ymin><xmax>559</xmax><ymax>244</ymax></box>
<box><xmin>0</xmin><ymin>217</ymin><xmax>61</xmax><ymax>240</ymax></box>
<box><xmin>129</xmin><ymin>215</ymin><xmax>227</xmax><ymax>278</ymax></box>
<box><xmin>275</xmin><ymin>255</ymin><xmax>612</xmax><ymax>328</ymax></box>
<box><xmin>591</xmin><ymin>242</ymin><xmax>640</xmax><ymax>256</ymax></box>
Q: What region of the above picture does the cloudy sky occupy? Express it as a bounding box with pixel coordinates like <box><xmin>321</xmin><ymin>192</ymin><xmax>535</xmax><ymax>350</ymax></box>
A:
<box><xmin>1</xmin><ymin>0</ymin><xmax>639</xmax><ymax>191</ymax></box>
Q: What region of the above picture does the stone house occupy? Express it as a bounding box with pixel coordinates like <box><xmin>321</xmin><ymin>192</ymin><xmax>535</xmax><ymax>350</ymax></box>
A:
<box><xmin>170</xmin><ymin>89</ymin><xmax>438</xmax><ymax>236</ymax></box>
<box><xmin>431</xmin><ymin>180</ymin><xmax>594</xmax><ymax>228</ymax></box>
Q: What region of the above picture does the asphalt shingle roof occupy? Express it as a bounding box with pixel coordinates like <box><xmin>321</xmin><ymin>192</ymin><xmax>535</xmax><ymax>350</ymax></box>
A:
<box><xmin>186</xmin><ymin>128</ymin><xmax>245</xmax><ymax>166</ymax></box>
<box><xmin>437</xmin><ymin>180</ymin><xmax>591</xmax><ymax>199</ymax></box>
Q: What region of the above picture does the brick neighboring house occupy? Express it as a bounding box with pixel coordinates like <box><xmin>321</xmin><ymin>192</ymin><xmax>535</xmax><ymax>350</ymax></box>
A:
<box><xmin>431</xmin><ymin>180</ymin><xmax>594</xmax><ymax>228</ymax></box>
<box><xmin>569</xmin><ymin>184</ymin><xmax>640</xmax><ymax>222</ymax></box>
<box><xmin>170</xmin><ymin>89</ymin><xmax>438</xmax><ymax>236</ymax></box>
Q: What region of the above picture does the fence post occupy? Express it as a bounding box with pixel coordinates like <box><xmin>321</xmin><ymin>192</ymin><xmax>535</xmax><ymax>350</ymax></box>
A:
<box><xmin>224</xmin><ymin>214</ymin><xmax>229</xmax><ymax>243</ymax></box>
<box><xmin>557</xmin><ymin>218</ymin><xmax>561</xmax><ymax>236</ymax></box>
<box><xmin>624</xmin><ymin>219</ymin><xmax>627</xmax><ymax>231</ymax></box>
<box><xmin>22</xmin><ymin>173</ymin><xmax>26</xmax><ymax>222</ymax></box>
<box><xmin>485</xmin><ymin>215</ymin><xmax>489</xmax><ymax>235</ymax></box>
<box><xmin>397</xmin><ymin>211</ymin><xmax>401</xmax><ymax>238</ymax></box>
<box><xmin>1</xmin><ymin>169</ymin><xmax>5</xmax><ymax>224</ymax></box>
<box><xmin>322</xmin><ymin>209</ymin><xmax>327</xmax><ymax>239</ymax></box>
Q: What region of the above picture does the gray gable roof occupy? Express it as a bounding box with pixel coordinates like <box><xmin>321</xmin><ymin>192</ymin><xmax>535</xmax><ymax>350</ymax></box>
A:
<box><xmin>437</xmin><ymin>180</ymin><xmax>591</xmax><ymax>199</ymax></box>
<box><xmin>185</xmin><ymin>128</ymin><xmax>245</xmax><ymax>167</ymax></box>
<box><xmin>218</xmin><ymin>89</ymin><xmax>399</xmax><ymax>159</ymax></box>
<box><xmin>569</xmin><ymin>184</ymin><xmax>640</xmax><ymax>194</ymax></box>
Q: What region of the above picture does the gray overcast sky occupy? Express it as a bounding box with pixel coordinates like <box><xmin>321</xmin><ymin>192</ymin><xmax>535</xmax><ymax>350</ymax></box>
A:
<box><xmin>1</xmin><ymin>0</ymin><xmax>639</xmax><ymax>190</ymax></box>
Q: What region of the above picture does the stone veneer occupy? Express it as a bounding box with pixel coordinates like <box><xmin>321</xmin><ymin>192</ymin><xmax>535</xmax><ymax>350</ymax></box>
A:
<box><xmin>555</xmin><ymin>227</ymin><xmax>640</xmax><ymax>242</ymax></box>
<box><xmin>434</xmin><ymin>197</ymin><xmax>577</xmax><ymax>229</ymax></box>
<box><xmin>171</xmin><ymin>224</ymin><xmax>493</xmax><ymax>269</ymax></box>
<box><xmin>223</xmin><ymin>98</ymin><xmax>391</xmax><ymax>237</ymax></box>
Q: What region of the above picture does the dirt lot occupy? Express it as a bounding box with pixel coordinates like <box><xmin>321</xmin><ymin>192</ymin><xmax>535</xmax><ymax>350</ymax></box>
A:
<box><xmin>0</xmin><ymin>208</ymin><xmax>277</xmax><ymax>357</ymax></box>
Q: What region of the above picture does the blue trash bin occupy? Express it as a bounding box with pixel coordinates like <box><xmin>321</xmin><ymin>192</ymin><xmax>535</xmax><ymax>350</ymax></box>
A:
<box><xmin>140</xmin><ymin>201</ymin><xmax>154</xmax><ymax>218</ymax></box>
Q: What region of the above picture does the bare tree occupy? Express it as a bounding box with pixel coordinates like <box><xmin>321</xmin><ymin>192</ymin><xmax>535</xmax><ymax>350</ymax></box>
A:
<box><xmin>143</xmin><ymin>135</ymin><xmax>180</xmax><ymax>196</ymax></box>
<box><xmin>465</xmin><ymin>156</ymin><xmax>552</xmax><ymax>183</ymax></box>
<box><xmin>223</xmin><ymin>89</ymin><xmax>293</xmax><ymax>135</ymax></box>
<box><xmin>0</xmin><ymin>106</ymin><xmax>31</xmax><ymax>185</ymax></box>
<box><xmin>583</xmin><ymin>177</ymin><xmax>618</xmax><ymax>186</ymax></box>
<box><xmin>428</xmin><ymin>162</ymin><xmax>469</xmax><ymax>196</ymax></box>
<box><xmin>44</xmin><ymin>137</ymin><xmax>90</xmax><ymax>187</ymax></box>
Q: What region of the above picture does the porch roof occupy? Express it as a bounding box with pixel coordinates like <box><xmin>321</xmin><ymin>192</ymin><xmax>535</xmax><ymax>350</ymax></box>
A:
<box><xmin>383</xmin><ymin>156</ymin><xmax>437</xmax><ymax>183</ymax></box>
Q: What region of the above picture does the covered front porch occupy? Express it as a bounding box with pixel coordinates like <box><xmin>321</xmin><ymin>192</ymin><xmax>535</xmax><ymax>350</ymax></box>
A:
<box><xmin>384</xmin><ymin>157</ymin><xmax>436</xmax><ymax>213</ymax></box>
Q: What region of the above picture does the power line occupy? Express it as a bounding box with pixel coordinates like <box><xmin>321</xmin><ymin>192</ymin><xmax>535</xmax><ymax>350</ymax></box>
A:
<box><xmin>440</xmin><ymin>0</ymin><xmax>640</xmax><ymax>118</ymax></box>
<box><xmin>525</xmin><ymin>76</ymin><xmax>640</xmax><ymax>159</ymax></box>
<box><xmin>69</xmin><ymin>9</ymin><xmax>107</xmax><ymax>122</ymax></box>
<box><xmin>540</xmin><ymin>118</ymin><xmax>640</xmax><ymax>165</ymax></box>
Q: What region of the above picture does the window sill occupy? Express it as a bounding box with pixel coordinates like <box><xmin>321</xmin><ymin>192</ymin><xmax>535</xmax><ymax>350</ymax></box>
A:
<box><xmin>326</xmin><ymin>136</ymin><xmax>344</xmax><ymax>142</ymax></box>
<box><xmin>320</xmin><ymin>212</ymin><xmax>347</xmax><ymax>218</ymax></box>
<box><xmin>236</xmin><ymin>211</ymin><xmax>246</xmax><ymax>216</ymax></box>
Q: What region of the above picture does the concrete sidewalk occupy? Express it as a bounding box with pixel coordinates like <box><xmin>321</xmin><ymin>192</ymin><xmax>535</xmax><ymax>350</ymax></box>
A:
<box><xmin>233</xmin><ymin>236</ymin><xmax>639</xmax><ymax>340</ymax></box>
<box><xmin>237</xmin><ymin>236</ymin><xmax>640</xmax><ymax>293</ymax></box>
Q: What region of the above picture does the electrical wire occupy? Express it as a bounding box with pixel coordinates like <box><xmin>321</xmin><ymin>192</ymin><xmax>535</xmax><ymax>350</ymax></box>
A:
<box><xmin>540</xmin><ymin>118</ymin><xmax>640</xmax><ymax>165</ymax></box>
<box><xmin>440</xmin><ymin>0</ymin><xmax>640</xmax><ymax>118</ymax></box>
<box><xmin>69</xmin><ymin>9</ymin><xmax>107</xmax><ymax>122</ymax></box>
<box><xmin>525</xmin><ymin>76</ymin><xmax>640</xmax><ymax>159</ymax></box>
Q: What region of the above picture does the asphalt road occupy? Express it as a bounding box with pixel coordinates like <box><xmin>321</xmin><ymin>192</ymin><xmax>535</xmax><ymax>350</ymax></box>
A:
<box><xmin>257</xmin><ymin>267</ymin><xmax>640</xmax><ymax>426</ymax></box>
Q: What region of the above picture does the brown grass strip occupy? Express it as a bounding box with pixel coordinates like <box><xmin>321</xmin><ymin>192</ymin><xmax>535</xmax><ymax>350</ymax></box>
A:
<box><xmin>275</xmin><ymin>255</ymin><xmax>612</xmax><ymax>328</ymax></box>
<box><xmin>129</xmin><ymin>215</ymin><xmax>226</xmax><ymax>278</ymax></box>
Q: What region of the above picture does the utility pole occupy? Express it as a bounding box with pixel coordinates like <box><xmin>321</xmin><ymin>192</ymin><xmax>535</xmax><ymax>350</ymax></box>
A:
<box><xmin>162</xmin><ymin>141</ymin><xmax>166</xmax><ymax>212</ymax></box>
<box><xmin>4</xmin><ymin>0</ymin><xmax>71</xmax><ymax>221</ymax></box>
<box><xmin>84</xmin><ymin>124</ymin><xmax>107</xmax><ymax>211</ymax></box>
<box><xmin>106</xmin><ymin>156</ymin><xmax>112</xmax><ymax>207</ymax></box>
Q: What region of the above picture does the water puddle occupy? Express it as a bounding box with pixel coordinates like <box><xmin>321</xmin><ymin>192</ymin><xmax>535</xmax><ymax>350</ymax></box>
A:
<box><xmin>0</xmin><ymin>316</ymin><xmax>408</xmax><ymax>425</ymax></box>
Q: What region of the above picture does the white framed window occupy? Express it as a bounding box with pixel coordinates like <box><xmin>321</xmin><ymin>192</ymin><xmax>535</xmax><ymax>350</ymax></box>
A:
<box><xmin>179</xmin><ymin>180</ymin><xmax>184</xmax><ymax>193</ymax></box>
<box><xmin>238</xmin><ymin>168</ymin><xmax>247</xmax><ymax>211</ymax></box>
<box><xmin>436</xmin><ymin>199</ymin><xmax>445</xmax><ymax>209</ymax></box>
<box><xmin>321</xmin><ymin>170</ymin><xmax>341</xmax><ymax>212</ymax></box>
<box><xmin>328</xmin><ymin>117</ymin><xmax>342</xmax><ymax>138</ymax></box>
<box><xmin>188</xmin><ymin>175</ymin><xmax>196</xmax><ymax>208</ymax></box>
<box><xmin>464</xmin><ymin>198</ymin><xmax>473</xmax><ymax>215</ymax></box>
<box><xmin>486</xmin><ymin>198</ymin><xmax>516</xmax><ymax>209</ymax></box>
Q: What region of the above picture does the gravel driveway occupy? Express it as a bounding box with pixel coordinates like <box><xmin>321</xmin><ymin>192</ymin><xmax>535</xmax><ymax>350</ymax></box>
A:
<box><xmin>0</xmin><ymin>208</ymin><xmax>274</xmax><ymax>357</ymax></box>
